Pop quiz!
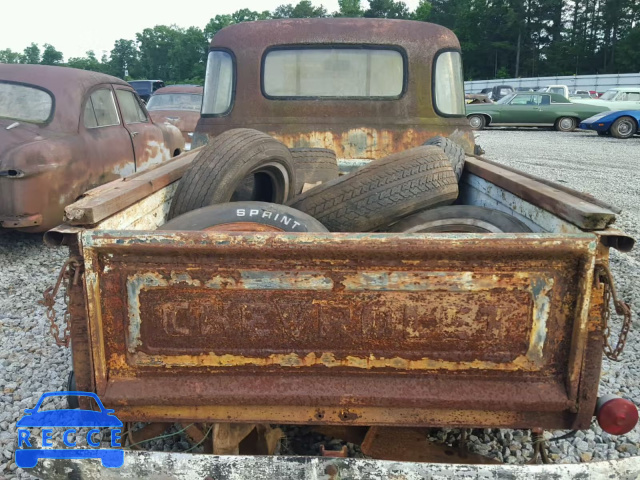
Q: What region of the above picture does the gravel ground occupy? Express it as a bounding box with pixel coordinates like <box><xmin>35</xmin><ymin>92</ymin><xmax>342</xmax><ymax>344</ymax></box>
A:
<box><xmin>0</xmin><ymin>129</ymin><xmax>638</xmax><ymax>477</ymax></box>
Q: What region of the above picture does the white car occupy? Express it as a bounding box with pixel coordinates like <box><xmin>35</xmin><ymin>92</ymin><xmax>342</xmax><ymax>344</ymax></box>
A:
<box><xmin>572</xmin><ymin>87</ymin><xmax>640</xmax><ymax>111</ymax></box>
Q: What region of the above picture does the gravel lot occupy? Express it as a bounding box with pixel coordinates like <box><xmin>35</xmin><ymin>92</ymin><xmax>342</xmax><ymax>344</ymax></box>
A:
<box><xmin>0</xmin><ymin>129</ymin><xmax>638</xmax><ymax>477</ymax></box>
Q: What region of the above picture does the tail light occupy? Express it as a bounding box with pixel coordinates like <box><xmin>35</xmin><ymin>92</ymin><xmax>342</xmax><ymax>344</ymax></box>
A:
<box><xmin>596</xmin><ymin>394</ymin><xmax>639</xmax><ymax>435</ymax></box>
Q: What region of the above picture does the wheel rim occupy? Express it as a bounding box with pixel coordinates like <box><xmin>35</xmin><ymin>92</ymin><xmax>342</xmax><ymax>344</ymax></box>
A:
<box><xmin>560</xmin><ymin>118</ymin><xmax>574</xmax><ymax>130</ymax></box>
<box><xmin>469</xmin><ymin>116</ymin><xmax>482</xmax><ymax>128</ymax></box>
<box><xmin>617</xmin><ymin>120</ymin><xmax>633</xmax><ymax>136</ymax></box>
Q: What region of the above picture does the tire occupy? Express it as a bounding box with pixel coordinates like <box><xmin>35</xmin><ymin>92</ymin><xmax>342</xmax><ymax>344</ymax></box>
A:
<box><xmin>160</xmin><ymin>201</ymin><xmax>329</xmax><ymax>232</ymax></box>
<box><xmin>387</xmin><ymin>206</ymin><xmax>532</xmax><ymax>233</ymax></box>
<box><xmin>423</xmin><ymin>136</ymin><xmax>466</xmax><ymax>180</ymax></box>
<box><xmin>610</xmin><ymin>116</ymin><xmax>637</xmax><ymax>139</ymax></box>
<box><xmin>290</xmin><ymin>148</ymin><xmax>340</xmax><ymax>194</ymax></box>
<box><xmin>555</xmin><ymin>117</ymin><xmax>576</xmax><ymax>132</ymax></box>
<box><xmin>67</xmin><ymin>371</ymin><xmax>79</xmax><ymax>409</ymax></box>
<box><xmin>168</xmin><ymin>129</ymin><xmax>296</xmax><ymax>219</ymax></box>
<box><xmin>288</xmin><ymin>146</ymin><xmax>459</xmax><ymax>232</ymax></box>
<box><xmin>468</xmin><ymin>114</ymin><xmax>486</xmax><ymax>130</ymax></box>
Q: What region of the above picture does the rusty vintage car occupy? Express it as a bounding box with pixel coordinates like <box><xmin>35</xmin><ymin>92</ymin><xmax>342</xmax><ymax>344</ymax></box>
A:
<box><xmin>147</xmin><ymin>84</ymin><xmax>203</xmax><ymax>150</ymax></box>
<box><xmin>0</xmin><ymin>64</ymin><xmax>184</xmax><ymax>232</ymax></box>
<box><xmin>35</xmin><ymin>19</ymin><xmax>637</xmax><ymax>478</ymax></box>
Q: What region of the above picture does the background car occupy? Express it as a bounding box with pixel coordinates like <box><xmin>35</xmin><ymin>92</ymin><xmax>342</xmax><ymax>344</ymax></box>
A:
<box><xmin>147</xmin><ymin>85</ymin><xmax>203</xmax><ymax>150</ymax></box>
<box><xmin>466</xmin><ymin>92</ymin><xmax>610</xmax><ymax>131</ymax></box>
<box><xmin>479</xmin><ymin>85</ymin><xmax>514</xmax><ymax>101</ymax></box>
<box><xmin>128</xmin><ymin>79</ymin><xmax>165</xmax><ymax>103</ymax></box>
<box><xmin>571</xmin><ymin>87</ymin><xmax>640</xmax><ymax>110</ymax></box>
<box><xmin>0</xmin><ymin>64</ymin><xmax>184</xmax><ymax>232</ymax></box>
<box><xmin>579</xmin><ymin>110</ymin><xmax>640</xmax><ymax>138</ymax></box>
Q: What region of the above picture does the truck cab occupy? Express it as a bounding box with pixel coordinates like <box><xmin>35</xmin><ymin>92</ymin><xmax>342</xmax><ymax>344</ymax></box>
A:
<box><xmin>193</xmin><ymin>18</ymin><xmax>475</xmax><ymax>158</ymax></box>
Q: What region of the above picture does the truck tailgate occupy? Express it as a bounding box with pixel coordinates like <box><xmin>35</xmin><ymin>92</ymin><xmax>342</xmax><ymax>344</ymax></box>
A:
<box><xmin>81</xmin><ymin>230</ymin><xmax>600</xmax><ymax>429</ymax></box>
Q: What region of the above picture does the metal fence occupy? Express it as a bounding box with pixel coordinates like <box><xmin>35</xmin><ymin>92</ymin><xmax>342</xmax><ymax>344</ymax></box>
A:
<box><xmin>465</xmin><ymin>73</ymin><xmax>640</xmax><ymax>93</ymax></box>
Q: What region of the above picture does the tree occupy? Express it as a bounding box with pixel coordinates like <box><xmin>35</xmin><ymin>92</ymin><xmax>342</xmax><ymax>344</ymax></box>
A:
<box><xmin>205</xmin><ymin>14</ymin><xmax>234</xmax><ymax>40</ymax></box>
<box><xmin>109</xmin><ymin>39</ymin><xmax>140</xmax><ymax>78</ymax></box>
<box><xmin>41</xmin><ymin>44</ymin><xmax>63</xmax><ymax>65</ymax></box>
<box><xmin>22</xmin><ymin>43</ymin><xmax>40</xmax><ymax>64</ymax></box>
<box><xmin>168</xmin><ymin>26</ymin><xmax>208</xmax><ymax>82</ymax></box>
<box><xmin>364</xmin><ymin>0</ymin><xmax>410</xmax><ymax>19</ymax></box>
<box><xmin>273</xmin><ymin>1</ymin><xmax>326</xmax><ymax>18</ymax></box>
<box><xmin>291</xmin><ymin>0</ymin><xmax>327</xmax><ymax>17</ymax></box>
<box><xmin>334</xmin><ymin>0</ymin><xmax>363</xmax><ymax>16</ymax></box>
<box><xmin>136</xmin><ymin>25</ymin><xmax>180</xmax><ymax>80</ymax></box>
<box><xmin>0</xmin><ymin>48</ymin><xmax>22</xmax><ymax>64</ymax></box>
<box><xmin>273</xmin><ymin>4</ymin><xmax>294</xmax><ymax>18</ymax></box>
<box><xmin>412</xmin><ymin>0</ymin><xmax>432</xmax><ymax>21</ymax></box>
<box><xmin>67</xmin><ymin>50</ymin><xmax>104</xmax><ymax>72</ymax></box>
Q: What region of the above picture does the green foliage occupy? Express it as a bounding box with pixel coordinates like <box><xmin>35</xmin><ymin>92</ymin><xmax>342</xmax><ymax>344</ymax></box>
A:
<box><xmin>411</xmin><ymin>0</ymin><xmax>432</xmax><ymax>21</ymax></box>
<box><xmin>273</xmin><ymin>1</ymin><xmax>326</xmax><ymax>18</ymax></box>
<box><xmin>204</xmin><ymin>15</ymin><xmax>234</xmax><ymax>40</ymax></box>
<box><xmin>496</xmin><ymin>66</ymin><xmax>510</xmax><ymax>78</ymax></box>
<box><xmin>364</xmin><ymin>0</ymin><xmax>410</xmax><ymax>19</ymax></box>
<box><xmin>0</xmin><ymin>48</ymin><xmax>22</xmax><ymax>64</ymax></box>
<box><xmin>109</xmin><ymin>39</ymin><xmax>140</xmax><ymax>78</ymax></box>
<box><xmin>22</xmin><ymin>43</ymin><xmax>40</xmax><ymax>64</ymax></box>
<box><xmin>335</xmin><ymin>0</ymin><xmax>364</xmax><ymax>17</ymax></box>
<box><xmin>67</xmin><ymin>50</ymin><xmax>105</xmax><ymax>72</ymax></box>
<box><xmin>41</xmin><ymin>44</ymin><xmax>63</xmax><ymax>65</ymax></box>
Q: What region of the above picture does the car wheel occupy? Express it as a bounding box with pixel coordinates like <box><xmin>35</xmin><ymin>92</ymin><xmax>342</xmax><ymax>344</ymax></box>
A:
<box><xmin>288</xmin><ymin>146</ymin><xmax>458</xmax><ymax>232</ymax></box>
<box><xmin>160</xmin><ymin>201</ymin><xmax>329</xmax><ymax>232</ymax></box>
<box><xmin>386</xmin><ymin>206</ymin><xmax>532</xmax><ymax>233</ymax></box>
<box><xmin>168</xmin><ymin>129</ymin><xmax>296</xmax><ymax>219</ymax></box>
<box><xmin>555</xmin><ymin>117</ymin><xmax>576</xmax><ymax>132</ymax></box>
<box><xmin>468</xmin><ymin>115</ymin><xmax>486</xmax><ymax>130</ymax></box>
<box><xmin>67</xmin><ymin>371</ymin><xmax>79</xmax><ymax>409</ymax></box>
<box><xmin>610</xmin><ymin>116</ymin><xmax>637</xmax><ymax>139</ymax></box>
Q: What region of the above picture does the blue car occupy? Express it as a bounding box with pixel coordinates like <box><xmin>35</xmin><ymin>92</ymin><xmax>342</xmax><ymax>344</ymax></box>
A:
<box><xmin>15</xmin><ymin>392</ymin><xmax>124</xmax><ymax>468</ymax></box>
<box><xmin>579</xmin><ymin>110</ymin><xmax>640</xmax><ymax>139</ymax></box>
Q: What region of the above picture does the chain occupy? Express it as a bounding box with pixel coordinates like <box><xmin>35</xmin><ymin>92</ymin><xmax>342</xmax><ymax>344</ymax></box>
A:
<box><xmin>596</xmin><ymin>263</ymin><xmax>632</xmax><ymax>361</ymax></box>
<box><xmin>40</xmin><ymin>257</ymin><xmax>83</xmax><ymax>347</ymax></box>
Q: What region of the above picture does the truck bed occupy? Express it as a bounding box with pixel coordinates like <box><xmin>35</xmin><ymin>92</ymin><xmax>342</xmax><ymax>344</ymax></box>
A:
<box><xmin>48</xmin><ymin>153</ymin><xmax>633</xmax><ymax>431</ymax></box>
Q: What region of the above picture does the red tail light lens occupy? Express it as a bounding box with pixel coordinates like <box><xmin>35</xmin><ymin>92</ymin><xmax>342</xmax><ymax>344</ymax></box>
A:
<box><xmin>596</xmin><ymin>396</ymin><xmax>639</xmax><ymax>435</ymax></box>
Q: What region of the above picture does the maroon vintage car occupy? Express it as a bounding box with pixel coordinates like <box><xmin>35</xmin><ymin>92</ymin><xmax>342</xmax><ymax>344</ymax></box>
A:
<box><xmin>0</xmin><ymin>64</ymin><xmax>185</xmax><ymax>232</ymax></box>
<box><xmin>147</xmin><ymin>85</ymin><xmax>203</xmax><ymax>150</ymax></box>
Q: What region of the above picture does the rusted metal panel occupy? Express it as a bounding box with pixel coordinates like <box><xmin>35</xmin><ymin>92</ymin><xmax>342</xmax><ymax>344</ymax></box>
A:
<box><xmin>0</xmin><ymin>64</ymin><xmax>184</xmax><ymax>232</ymax></box>
<box><xmin>197</xmin><ymin>19</ymin><xmax>475</xmax><ymax>157</ymax></box>
<box><xmin>80</xmin><ymin>230</ymin><xmax>599</xmax><ymax>428</ymax></box>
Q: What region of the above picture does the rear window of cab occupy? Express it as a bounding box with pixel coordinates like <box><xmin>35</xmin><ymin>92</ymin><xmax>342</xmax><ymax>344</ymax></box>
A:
<box><xmin>261</xmin><ymin>46</ymin><xmax>406</xmax><ymax>99</ymax></box>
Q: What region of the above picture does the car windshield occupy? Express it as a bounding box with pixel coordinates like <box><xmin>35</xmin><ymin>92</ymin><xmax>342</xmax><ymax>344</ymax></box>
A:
<box><xmin>147</xmin><ymin>93</ymin><xmax>202</xmax><ymax>111</ymax></box>
<box><xmin>0</xmin><ymin>82</ymin><xmax>53</xmax><ymax>123</ymax></box>
<box><xmin>129</xmin><ymin>81</ymin><xmax>152</xmax><ymax>95</ymax></box>
<box><xmin>496</xmin><ymin>94</ymin><xmax>515</xmax><ymax>104</ymax></box>
<box><xmin>599</xmin><ymin>90</ymin><xmax>618</xmax><ymax>101</ymax></box>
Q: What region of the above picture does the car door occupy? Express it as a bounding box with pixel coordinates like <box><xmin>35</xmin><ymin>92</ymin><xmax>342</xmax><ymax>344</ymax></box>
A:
<box><xmin>536</xmin><ymin>94</ymin><xmax>561</xmax><ymax>124</ymax></box>
<box><xmin>80</xmin><ymin>86</ymin><xmax>136</xmax><ymax>190</ymax></box>
<box><xmin>620</xmin><ymin>91</ymin><xmax>640</xmax><ymax>108</ymax></box>
<box><xmin>503</xmin><ymin>94</ymin><xmax>539</xmax><ymax>124</ymax></box>
<box><xmin>113</xmin><ymin>87</ymin><xmax>168</xmax><ymax>172</ymax></box>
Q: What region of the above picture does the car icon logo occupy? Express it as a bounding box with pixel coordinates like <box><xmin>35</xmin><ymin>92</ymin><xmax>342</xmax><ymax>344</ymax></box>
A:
<box><xmin>15</xmin><ymin>391</ymin><xmax>124</xmax><ymax>468</ymax></box>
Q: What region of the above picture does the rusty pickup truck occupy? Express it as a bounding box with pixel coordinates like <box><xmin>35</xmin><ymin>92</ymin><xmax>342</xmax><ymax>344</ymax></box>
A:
<box><xmin>36</xmin><ymin>18</ymin><xmax>637</xmax><ymax>478</ymax></box>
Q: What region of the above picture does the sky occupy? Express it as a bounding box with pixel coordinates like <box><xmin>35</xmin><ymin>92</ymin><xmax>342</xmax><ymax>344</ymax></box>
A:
<box><xmin>2</xmin><ymin>0</ymin><xmax>423</xmax><ymax>60</ymax></box>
